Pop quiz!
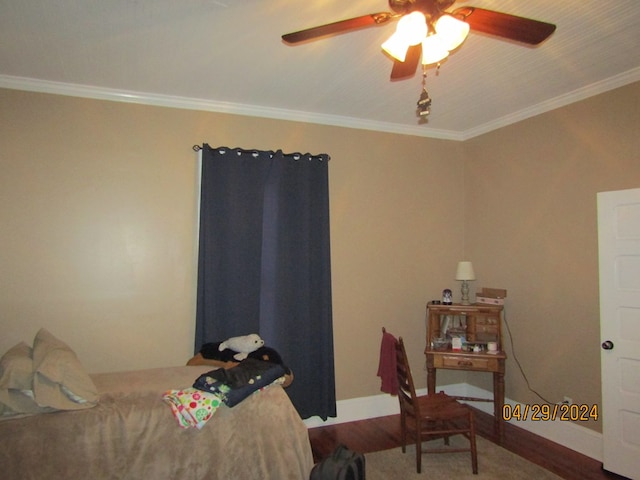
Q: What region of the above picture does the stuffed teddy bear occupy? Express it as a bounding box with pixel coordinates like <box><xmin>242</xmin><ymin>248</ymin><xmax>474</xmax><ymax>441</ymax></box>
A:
<box><xmin>218</xmin><ymin>333</ymin><xmax>264</xmax><ymax>361</ymax></box>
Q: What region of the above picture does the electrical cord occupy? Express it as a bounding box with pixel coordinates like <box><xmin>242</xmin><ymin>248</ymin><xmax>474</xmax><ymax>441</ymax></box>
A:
<box><xmin>503</xmin><ymin>306</ymin><xmax>554</xmax><ymax>405</ymax></box>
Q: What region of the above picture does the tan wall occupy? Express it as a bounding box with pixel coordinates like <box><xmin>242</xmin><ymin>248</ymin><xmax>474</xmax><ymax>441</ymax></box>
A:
<box><xmin>463</xmin><ymin>81</ymin><xmax>640</xmax><ymax>432</ymax></box>
<box><xmin>0</xmin><ymin>88</ymin><xmax>466</xmax><ymax>402</ymax></box>
<box><xmin>2</xmin><ymin>82</ymin><xmax>638</xmax><ymax>429</ymax></box>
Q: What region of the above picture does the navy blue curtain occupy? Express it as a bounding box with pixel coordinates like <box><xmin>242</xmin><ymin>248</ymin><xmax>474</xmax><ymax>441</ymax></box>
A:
<box><xmin>195</xmin><ymin>144</ymin><xmax>336</xmax><ymax>420</ymax></box>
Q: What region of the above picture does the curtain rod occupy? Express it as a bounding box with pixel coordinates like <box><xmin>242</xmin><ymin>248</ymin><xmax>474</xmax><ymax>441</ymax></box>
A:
<box><xmin>192</xmin><ymin>144</ymin><xmax>329</xmax><ymax>161</ymax></box>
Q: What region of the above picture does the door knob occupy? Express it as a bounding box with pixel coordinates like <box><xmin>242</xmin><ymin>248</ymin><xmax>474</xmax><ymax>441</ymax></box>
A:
<box><xmin>601</xmin><ymin>340</ymin><xmax>614</xmax><ymax>350</ymax></box>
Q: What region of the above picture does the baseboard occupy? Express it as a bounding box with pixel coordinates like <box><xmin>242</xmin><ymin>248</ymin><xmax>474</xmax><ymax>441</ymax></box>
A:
<box><xmin>303</xmin><ymin>388</ymin><xmax>404</xmax><ymax>428</ymax></box>
<box><xmin>303</xmin><ymin>383</ymin><xmax>603</xmax><ymax>462</ymax></box>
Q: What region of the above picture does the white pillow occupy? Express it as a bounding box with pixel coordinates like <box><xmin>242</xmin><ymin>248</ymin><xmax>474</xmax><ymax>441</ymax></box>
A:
<box><xmin>32</xmin><ymin>328</ymin><xmax>98</xmax><ymax>410</ymax></box>
<box><xmin>0</xmin><ymin>341</ymin><xmax>33</xmax><ymax>390</ymax></box>
<box><xmin>0</xmin><ymin>341</ymin><xmax>51</xmax><ymax>415</ymax></box>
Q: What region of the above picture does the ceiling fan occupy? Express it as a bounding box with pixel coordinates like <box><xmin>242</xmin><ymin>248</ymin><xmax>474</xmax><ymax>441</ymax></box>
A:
<box><xmin>282</xmin><ymin>0</ymin><xmax>556</xmax><ymax>81</ymax></box>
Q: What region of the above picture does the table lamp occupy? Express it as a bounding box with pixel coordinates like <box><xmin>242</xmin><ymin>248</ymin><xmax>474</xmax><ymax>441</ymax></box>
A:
<box><xmin>455</xmin><ymin>261</ymin><xmax>475</xmax><ymax>305</ymax></box>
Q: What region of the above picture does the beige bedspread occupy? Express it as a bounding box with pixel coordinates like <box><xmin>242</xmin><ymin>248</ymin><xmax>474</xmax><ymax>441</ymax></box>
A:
<box><xmin>0</xmin><ymin>365</ymin><xmax>313</xmax><ymax>479</ymax></box>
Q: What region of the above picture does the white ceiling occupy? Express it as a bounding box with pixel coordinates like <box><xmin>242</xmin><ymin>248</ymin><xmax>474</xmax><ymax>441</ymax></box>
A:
<box><xmin>1</xmin><ymin>0</ymin><xmax>639</xmax><ymax>140</ymax></box>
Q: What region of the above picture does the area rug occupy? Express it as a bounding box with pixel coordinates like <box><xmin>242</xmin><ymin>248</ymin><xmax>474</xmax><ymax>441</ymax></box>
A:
<box><xmin>365</xmin><ymin>435</ymin><xmax>563</xmax><ymax>480</ymax></box>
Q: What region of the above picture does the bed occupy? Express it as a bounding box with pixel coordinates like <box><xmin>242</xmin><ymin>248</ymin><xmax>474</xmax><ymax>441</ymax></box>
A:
<box><xmin>0</xmin><ymin>330</ymin><xmax>314</xmax><ymax>479</ymax></box>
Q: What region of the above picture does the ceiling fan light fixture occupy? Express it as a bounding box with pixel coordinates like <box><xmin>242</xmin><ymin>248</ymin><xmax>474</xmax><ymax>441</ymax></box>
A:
<box><xmin>421</xmin><ymin>35</ymin><xmax>449</xmax><ymax>65</ymax></box>
<box><xmin>434</xmin><ymin>14</ymin><xmax>469</xmax><ymax>51</ymax></box>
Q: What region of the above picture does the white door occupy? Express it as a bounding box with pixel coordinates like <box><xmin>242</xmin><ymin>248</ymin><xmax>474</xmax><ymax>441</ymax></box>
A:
<box><xmin>598</xmin><ymin>187</ymin><xmax>640</xmax><ymax>479</ymax></box>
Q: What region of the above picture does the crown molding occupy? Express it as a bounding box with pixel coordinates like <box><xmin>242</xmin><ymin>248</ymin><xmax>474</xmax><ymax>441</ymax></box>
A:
<box><xmin>0</xmin><ymin>74</ymin><xmax>464</xmax><ymax>141</ymax></box>
<box><xmin>462</xmin><ymin>66</ymin><xmax>640</xmax><ymax>140</ymax></box>
<box><xmin>2</xmin><ymin>69</ymin><xmax>639</xmax><ymax>142</ymax></box>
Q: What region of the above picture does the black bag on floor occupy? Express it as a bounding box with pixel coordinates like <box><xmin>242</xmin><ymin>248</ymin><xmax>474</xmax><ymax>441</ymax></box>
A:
<box><xmin>309</xmin><ymin>444</ymin><xmax>365</xmax><ymax>480</ymax></box>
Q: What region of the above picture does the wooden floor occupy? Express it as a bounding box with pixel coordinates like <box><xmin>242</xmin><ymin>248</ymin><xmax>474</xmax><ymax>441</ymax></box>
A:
<box><xmin>308</xmin><ymin>408</ymin><xmax>630</xmax><ymax>480</ymax></box>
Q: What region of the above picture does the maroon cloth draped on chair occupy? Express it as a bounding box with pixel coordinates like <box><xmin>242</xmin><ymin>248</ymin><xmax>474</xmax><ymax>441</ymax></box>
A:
<box><xmin>377</xmin><ymin>329</ymin><xmax>399</xmax><ymax>395</ymax></box>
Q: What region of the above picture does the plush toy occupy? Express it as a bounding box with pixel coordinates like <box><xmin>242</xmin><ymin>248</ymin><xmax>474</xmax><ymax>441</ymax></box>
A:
<box><xmin>198</xmin><ymin>342</ymin><xmax>290</xmax><ymax>373</ymax></box>
<box><xmin>193</xmin><ymin>340</ymin><xmax>294</xmax><ymax>387</ymax></box>
<box><xmin>218</xmin><ymin>333</ymin><xmax>264</xmax><ymax>361</ymax></box>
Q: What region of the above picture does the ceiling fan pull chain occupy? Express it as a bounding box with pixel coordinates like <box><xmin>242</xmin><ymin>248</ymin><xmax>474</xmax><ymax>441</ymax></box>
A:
<box><xmin>417</xmin><ymin>67</ymin><xmax>432</xmax><ymax>117</ymax></box>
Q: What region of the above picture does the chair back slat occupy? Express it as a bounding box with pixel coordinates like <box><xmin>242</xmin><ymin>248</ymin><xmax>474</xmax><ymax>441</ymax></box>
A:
<box><xmin>395</xmin><ymin>337</ymin><xmax>419</xmax><ymax>413</ymax></box>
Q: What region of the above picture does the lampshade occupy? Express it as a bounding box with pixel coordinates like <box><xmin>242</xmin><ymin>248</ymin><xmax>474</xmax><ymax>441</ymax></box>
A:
<box><xmin>382</xmin><ymin>11</ymin><xmax>428</xmax><ymax>61</ymax></box>
<box><xmin>455</xmin><ymin>261</ymin><xmax>476</xmax><ymax>281</ymax></box>
<box><xmin>400</xmin><ymin>11</ymin><xmax>428</xmax><ymax>45</ymax></box>
<box><xmin>381</xmin><ymin>31</ymin><xmax>410</xmax><ymax>61</ymax></box>
<box><xmin>434</xmin><ymin>14</ymin><xmax>470</xmax><ymax>51</ymax></box>
<box><xmin>421</xmin><ymin>34</ymin><xmax>449</xmax><ymax>65</ymax></box>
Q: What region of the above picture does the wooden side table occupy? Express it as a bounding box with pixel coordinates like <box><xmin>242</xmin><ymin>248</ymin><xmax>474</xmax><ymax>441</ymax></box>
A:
<box><xmin>425</xmin><ymin>303</ymin><xmax>506</xmax><ymax>440</ymax></box>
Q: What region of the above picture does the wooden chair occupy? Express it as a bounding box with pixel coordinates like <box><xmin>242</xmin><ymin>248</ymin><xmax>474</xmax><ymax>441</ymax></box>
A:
<box><xmin>395</xmin><ymin>336</ymin><xmax>478</xmax><ymax>474</ymax></box>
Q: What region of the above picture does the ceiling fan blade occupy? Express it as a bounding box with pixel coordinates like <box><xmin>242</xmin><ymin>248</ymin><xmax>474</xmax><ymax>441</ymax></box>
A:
<box><xmin>390</xmin><ymin>44</ymin><xmax>422</xmax><ymax>80</ymax></box>
<box><xmin>282</xmin><ymin>12</ymin><xmax>394</xmax><ymax>44</ymax></box>
<box><xmin>453</xmin><ymin>7</ymin><xmax>556</xmax><ymax>45</ymax></box>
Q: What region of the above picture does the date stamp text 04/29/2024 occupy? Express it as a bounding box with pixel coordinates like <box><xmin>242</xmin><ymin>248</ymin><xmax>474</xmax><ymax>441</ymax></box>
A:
<box><xmin>502</xmin><ymin>403</ymin><xmax>599</xmax><ymax>422</ymax></box>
